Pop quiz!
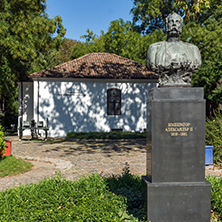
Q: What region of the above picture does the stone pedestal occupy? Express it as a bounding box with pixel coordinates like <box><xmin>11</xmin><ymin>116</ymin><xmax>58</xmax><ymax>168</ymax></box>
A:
<box><xmin>144</xmin><ymin>87</ymin><xmax>211</xmax><ymax>222</ymax></box>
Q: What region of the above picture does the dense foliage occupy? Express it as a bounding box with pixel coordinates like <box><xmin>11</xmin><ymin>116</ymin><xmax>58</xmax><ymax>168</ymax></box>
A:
<box><xmin>207</xmin><ymin>176</ymin><xmax>222</xmax><ymax>221</ymax></box>
<box><xmin>206</xmin><ymin>111</ymin><xmax>222</xmax><ymax>164</ymax></box>
<box><xmin>0</xmin><ymin>167</ymin><xmax>221</xmax><ymax>221</ymax></box>
<box><xmin>189</xmin><ymin>5</ymin><xmax>222</xmax><ymax>107</ymax></box>
<box><xmin>0</xmin><ymin>0</ymin><xmax>66</xmax><ymax>125</ymax></box>
<box><xmin>72</xmin><ymin>20</ymin><xmax>165</xmax><ymax>65</ymax></box>
<box><xmin>0</xmin><ymin>125</ymin><xmax>6</xmax><ymax>156</ymax></box>
<box><xmin>130</xmin><ymin>0</ymin><xmax>211</xmax><ymax>34</ymax></box>
<box><xmin>0</xmin><ymin>172</ymin><xmax>140</xmax><ymax>221</ymax></box>
<box><xmin>104</xmin><ymin>163</ymin><xmax>146</xmax><ymax>220</ymax></box>
<box><xmin>55</xmin><ymin>38</ymin><xmax>79</xmax><ymax>64</ymax></box>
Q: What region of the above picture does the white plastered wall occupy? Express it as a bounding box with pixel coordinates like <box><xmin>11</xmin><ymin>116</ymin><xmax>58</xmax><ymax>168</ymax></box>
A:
<box><xmin>30</xmin><ymin>78</ymin><xmax>157</xmax><ymax>137</ymax></box>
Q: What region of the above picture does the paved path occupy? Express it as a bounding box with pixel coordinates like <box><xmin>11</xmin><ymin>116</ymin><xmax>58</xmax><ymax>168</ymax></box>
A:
<box><xmin>0</xmin><ymin>136</ymin><xmax>221</xmax><ymax>191</ymax></box>
<box><xmin>0</xmin><ymin>137</ymin><xmax>147</xmax><ymax>191</ymax></box>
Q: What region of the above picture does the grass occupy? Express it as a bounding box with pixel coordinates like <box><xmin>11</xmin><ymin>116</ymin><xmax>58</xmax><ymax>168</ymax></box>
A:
<box><xmin>0</xmin><ymin>156</ymin><xmax>33</xmax><ymax>177</ymax></box>
<box><xmin>66</xmin><ymin>131</ymin><xmax>146</xmax><ymax>140</ymax></box>
<box><xmin>0</xmin><ymin>171</ymin><xmax>141</xmax><ymax>221</ymax></box>
<box><xmin>0</xmin><ymin>163</ymin><xmax>221</xmax><ymax>221</ymax></box>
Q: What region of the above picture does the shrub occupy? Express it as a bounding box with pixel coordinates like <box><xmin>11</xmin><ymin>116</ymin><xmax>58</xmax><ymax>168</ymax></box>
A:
<box><xmin>207</xmin><ymin>176</ymin><xmax>222</xmax><ymax>221</ymax></box>
<box><xmin>0</xmin><ymin>125</ymin><xmax>6</xmax><ymax>157</ymax></box>
<box><xmin>0</xmin><ymin>168</ymin><xmax>221</xmax><ymax>221</ymax></box>
<box><xmin>206</xmin><ymin>111</ymin><xmax>222</xmax><ymax>164</ymax></box>
<box><xmin>0</xmin><ymin>172</ymin><xmax>140</xmax><ymax>221</ymax></box>
<box><xmin>104</xmin><ymin>163</ymin><xmax>146</xmax><ymax>221</ymax></box>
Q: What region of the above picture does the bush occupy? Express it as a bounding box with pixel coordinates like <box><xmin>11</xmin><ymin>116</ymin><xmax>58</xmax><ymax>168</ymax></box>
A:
<box><xmin>66</xmin><ymin>131</ymin><xmax>146</xmax><ymax>140</ymax></box>
<box><xmin>206</xmin><ymin>111</ymin><xmax>222</xmax><ymax>164</ymax></box>
<box><xmin>207</xmin><ymin>176</ymin><xmax>222</xmax><ymax>221</ymax></box>
<box><xmin>0</xmin><ymin>168</ymin><xmax>221</xmax><ymax>221</ymax></box>
<box><xmin>104</xmin><ymin>163</ymin><xmax>146</xmax><ymax>221</ymax></box>
<box><xmin>0</xmin><ymin>125</ymin><xmax>6</xmax><ymax>156</ymax></box>
<box><xmin>0</xmin><ymin>172</ymin><xmax>140</xmax><ymax>221</ymax></box>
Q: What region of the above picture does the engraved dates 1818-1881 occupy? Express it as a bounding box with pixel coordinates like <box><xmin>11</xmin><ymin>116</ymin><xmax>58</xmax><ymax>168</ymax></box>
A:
<box><xmin>165</xmin><ymin>122</ymin><xmax>194</xmax><ymax>137</ymax></box>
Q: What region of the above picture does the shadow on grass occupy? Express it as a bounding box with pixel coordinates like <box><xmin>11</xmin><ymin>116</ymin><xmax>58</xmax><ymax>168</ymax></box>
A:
<box><xmin>104</xmin><ymin>162</ymin><xmax>147</xmax><ymax>221</ymax></box>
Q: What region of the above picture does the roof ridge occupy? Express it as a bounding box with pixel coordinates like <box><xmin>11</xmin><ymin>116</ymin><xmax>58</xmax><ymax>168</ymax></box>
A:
<box><xmin>96</xmin><ymin>52</ymin><xmax>144</xmax><ymax>65</ymax></box>
<box><xmin>31</xmin><ymin>52</ymin><xmax>145</xmax><ymax>76</ymax></box>
<box><xmin>27</xmin><ymin>52</ymin><xmax>157</xmax><ymax>80</ymax></box>
<box><xmin>31</xmin><ymin>53</ymin><xmax>92</xmax><ymax>75</ymax></box>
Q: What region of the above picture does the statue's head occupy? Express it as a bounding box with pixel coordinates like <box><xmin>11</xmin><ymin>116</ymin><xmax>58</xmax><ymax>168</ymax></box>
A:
<box><xmin>166</xmin><ymin>12</ymin><xmax>183</xmax><ymax>36</ymax></box>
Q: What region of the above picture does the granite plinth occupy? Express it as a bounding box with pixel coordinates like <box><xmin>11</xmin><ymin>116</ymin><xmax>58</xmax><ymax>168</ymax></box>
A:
<box><xmin>144</xmin><ymin>87</ymin><xmax>211</xmax><ymax>221</ymax></box>
<box><xmin>146</xmin><ymin>87</ymin><xmax>205</xmax><ymax>183</ymax></box>
<box><xmin>143</xmin><ymin>176</ymin><xmax>211</xmax><ymax>222</ymax></box>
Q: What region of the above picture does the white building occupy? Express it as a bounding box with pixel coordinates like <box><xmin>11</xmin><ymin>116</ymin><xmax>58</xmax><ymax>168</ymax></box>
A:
<box><xmin>18</xmin><ymin>53</ymin><xmax>157</xmax><ymax>137</ymax></box>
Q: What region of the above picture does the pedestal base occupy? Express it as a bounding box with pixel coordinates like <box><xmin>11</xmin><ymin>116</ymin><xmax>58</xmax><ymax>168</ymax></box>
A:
<box><xmin>143</xmin><ymin>176</ymin><xmax>211</xmax><ymax>222</ymax></box>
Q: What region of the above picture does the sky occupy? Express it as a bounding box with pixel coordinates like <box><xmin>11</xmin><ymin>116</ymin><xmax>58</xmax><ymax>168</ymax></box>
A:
<box><xmin>46</xmin><ymin>0</ymin><xmax>134</xmax><ymax>41</ymax></box>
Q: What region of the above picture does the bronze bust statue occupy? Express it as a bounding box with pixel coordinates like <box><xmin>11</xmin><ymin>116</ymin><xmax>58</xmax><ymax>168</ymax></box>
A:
<box><xmin>146</xmin><ymin>12</ymin><xmax>201</xmax><ymax>86</ymax></box>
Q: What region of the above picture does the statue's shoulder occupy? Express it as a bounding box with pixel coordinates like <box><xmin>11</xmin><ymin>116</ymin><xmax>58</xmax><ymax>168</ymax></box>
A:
<box><xmin>149</xmin><ymin>41</ymin><xmax>166</xmax><ymax>49</ymax></box>
<box><xmin>181</xmin><ymin>41</ymin><xmax>201</xmax><ymax>64</ymax></box>
<box><xmin>148</xmin><ymin>41</ymin><xmax>166</xmax><ymax>51</ymax></box>
<box><xmin>182</xmin><ymin>41</ymin><xmax>200</xmax><ymax>51</ymax></box>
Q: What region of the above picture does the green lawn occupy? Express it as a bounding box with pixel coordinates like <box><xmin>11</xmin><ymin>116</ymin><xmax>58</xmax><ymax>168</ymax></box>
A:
<box><xmin>0</xmin><ymin>156</ymin><xmax>33</xmax><ymax>178</ymax></box>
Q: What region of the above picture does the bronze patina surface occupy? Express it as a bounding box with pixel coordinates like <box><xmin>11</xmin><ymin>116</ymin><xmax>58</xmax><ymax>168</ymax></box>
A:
<box><xmin>146</xmin><ymin>12</ymin><xmax>201</xmax><ymax>86</ymax></box>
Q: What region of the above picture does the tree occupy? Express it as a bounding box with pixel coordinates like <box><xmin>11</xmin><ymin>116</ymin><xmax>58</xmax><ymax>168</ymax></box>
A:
<box><xmin>130</xmin><ymin>0</ymin><xmax>222</xmax><ymax>109</ymax></box>
<box><xmin>0</xmin><ymin>0</ymin><xmax>66</xmax><ymax>126</ymax></box>
<box><xmin>103</xmin><ymin>19</ymin><xmax>165</xmax><ymax>63</ymax></box>
<box><xmin>190</xmin><ymin>4</ymin><xmax>222</xmax><ymax>108</ymax></box>
<box><xmin>72</xmin><ymin>29</ymin><xmax>106</xmax><ymax>59</ymax></box>
<box><xmin>130</xmin><ymin>0</ymin><xmax>210</xmax><ymax>34</ymax></box>
<box><xmin>55</xmin><ymin>38</ymin><xmax>79</xmax><ymax>64</ymax></box>
<box><xmin>72</xmin><ymin>19</ymin><xmax>165</xmax><ymax>64</ymax></box>
<box><xmin>71</xmin><ymin>0</ymin><xmax>221</xmax><ymax>110</ymax></box>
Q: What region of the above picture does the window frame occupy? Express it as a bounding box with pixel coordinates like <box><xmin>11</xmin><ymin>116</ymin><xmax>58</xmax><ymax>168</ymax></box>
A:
<box><xmin>107</xmin><ymin>88</ymin><xmax>121</xmax><ymax>115</ymax></box>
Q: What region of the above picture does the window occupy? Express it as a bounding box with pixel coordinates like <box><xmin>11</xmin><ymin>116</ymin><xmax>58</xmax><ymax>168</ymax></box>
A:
<box><xmin>107</xmin><ymin>88</ymin><xmax>121</xmax><ymax>115</ymax></box>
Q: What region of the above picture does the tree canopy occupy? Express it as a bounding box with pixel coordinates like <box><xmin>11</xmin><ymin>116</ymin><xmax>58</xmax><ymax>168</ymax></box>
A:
<box><xmin>0</xmin><ymin>0</ymin><xmax>66</xmax><ymax>124</ymax></box>
<box><xmin>72</xmin><ymin>19</ymin><xmax>165</xmax><ymax>64</ymax></box>
<box><xmin>55</xmin><ymin>38</ymin><xmax>79</xmax><ymax>64</ymax></box>
<box><xmin>130</xmin><ymin>0</ymin><xmax>211</xmax><ymax>34</ymax></box>
<box><xmin>189</xmin><ymin>3</ymin><xmax>222</xmax><ymax>108</ymax></box>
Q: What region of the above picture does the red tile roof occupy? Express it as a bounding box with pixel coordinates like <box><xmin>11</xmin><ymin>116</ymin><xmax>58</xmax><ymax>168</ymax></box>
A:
<box><xmin>29</xmin><ymin>52</ymin><xmax>157</xmax><ymax>80</ymax></box>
